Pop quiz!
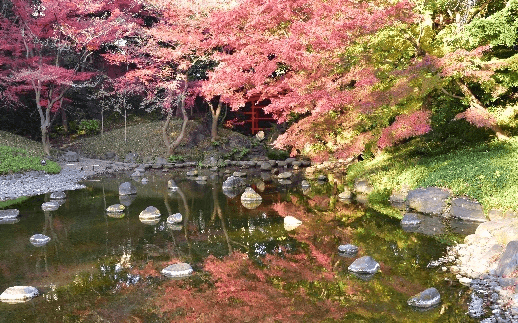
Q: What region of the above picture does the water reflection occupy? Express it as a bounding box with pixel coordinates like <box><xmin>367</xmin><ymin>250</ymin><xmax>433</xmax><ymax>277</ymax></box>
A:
<box><xmin>0</xmin><ymin>171</ymin><xmax>479</xmax><ymax>322</ymax></box>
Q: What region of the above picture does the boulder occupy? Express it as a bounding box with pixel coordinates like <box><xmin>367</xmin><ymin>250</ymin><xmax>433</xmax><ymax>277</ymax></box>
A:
<box><xmin>338</xmin><ymin>189</ymin><xmax>353</xmax><ymax>200</ymax></box>
<box><xmin>233</xmin><ymin>171</ymin><xmax>247</xmax><ymax>178</ymax></box>
<box><xmin>348</xmin><ymin>256</ymin><xmax>380</xmax><ymax>274</ymax></box>
<box><xmin>285</xmin><ymin>157</ymin><xmax>296</xmax><ymax>166</ymax></box>
<box><xmin>222</xmin><ymin>176</ymin><xmax>246</xmax><ymax>189</ymax></box>
<box><xmin>292</xmin><ymin>161</ymin><xmax>302</xmax><ymax>168</ymax></box>
<box><xmin>407</xmin><ymin>287</ymin><xmax>441</xmax><ymax>308</ymax></box>
<box><xmin>495</xmin><ymin>241</ymin><xmax>518</xmax><ymax>277</ymax></box>
<box><xmin>338</xmin><ymin>244</ymin><xmax>358</xmax><ymax>257</ymax></box>
<box><xmin>167</xmin><ymin>213</ymin><xmax>183</xmax><ymax>224</ymax></box>
<box><xmin>450</xmin><ymin>197</ymin><xmax>486</xmax><ymax>222</ymax></box>
<box><xmin>106</xmin><ymin>204</ymin><xmax>125</xmax><ymax>213</ymax></box>
<box><xmin>278</xmin><ymin>172</ymin><xmax>293</xmax><ymax>179</ymax></box>
<box><xmin>139</xmin><ymin>206</ymin><xmax>161</xmax><ymax>220</ymax></box>
<box><xmin>29</xmin><ymin>234</ymin><xmax>51</xmax><ymax>247</ymax></box>
<box><xmin>260</xmin><ymin>162</ymin><xmax>272</xmax><ymax>171</ymax></box>
<box><xmin>241</xmin><ymin>187</ymin><xmax>262</xmax><ymax>209</ymax></box>
<box><xmin>64</xmin><ymin>151</ymin><xmax>79</xmax><ymax>162</ymax></box>
<box><xmin>406</xmin><ymin>187</ymin><xmax>450</xmax><ymax>215</ymax></box>
<box><xmin>124</xmin><ymin>153</ymin><xmax>138</xmax><ymax>163</ymax></box>
<box><xmin>0</xmin><ymin>286</ymin><xmax>39</xmax><ymax>303</ymax></box>
<box><xmin>161</xmin><ymin>263</ymin><xmax>193</xmax><ymax>278</ymax></box>
<box><xmin>41</xmin><ymin>201</ymin><xmax>60</xmax><ymax>211</ymax></box>
<box><xmin>119</xmin><ymin>182</ymin><xmax>137</xmax><ymax>196</ymax></box>
<box><xmin>50</xmin><ymin>191</ymin><xmax>66</xmax><ymax>199</ymax></box>
<box><xmin>353</xmin><ymin>179</ymin><xmax>374</xmax><ymax>195</ymax></box>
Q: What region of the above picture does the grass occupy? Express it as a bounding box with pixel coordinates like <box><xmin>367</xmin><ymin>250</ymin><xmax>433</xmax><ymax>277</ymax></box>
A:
<box><xmin>0</xmin><ymin>131</ymin><xmax>61</xmax><ymax>175</ymax></box>
<box><xmin>346</xmin><ymin>136</ymin><xmax>518</xmax><ymax>215</ymax></box>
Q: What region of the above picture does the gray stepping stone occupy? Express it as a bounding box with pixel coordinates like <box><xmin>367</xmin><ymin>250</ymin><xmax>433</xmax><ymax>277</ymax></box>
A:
<box><xmin>41</xmin><ymin>201</ymin><xmax>60</xmax><ymax>211</ymax></box>
<box><xmin>338</xmin><ymin>244</ymin><xmax>358</xmax><ymax>256</ymax></box>
<box><xmin>30</xmin><ymin>234</ymin><xmax>51</xmax><ymax>247</ymax></box>
<box><xmin>348</xmin><ymin>256</ymin><xmax>380</xmax><ymax>274</ymax></box>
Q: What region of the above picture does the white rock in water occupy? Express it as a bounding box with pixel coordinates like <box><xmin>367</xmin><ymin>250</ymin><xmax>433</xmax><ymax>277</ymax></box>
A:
<box><xmin>30</xmin><ymin>234</ymin><xmax>51</xmax><ymax>247</ymax></box>
<box><xmin>50</xmin><ymin>191</ymin><xmax>66</xmax><ymax>199</ymax></box>
<box><xmin>167</xmin><ymin>213</ymin><xmax>183</xmax><ymax>224</ymax></box>
<box><xmin>139</xmin><ymin>206</ymin><xmax>161</xmax><ymax>220</ymax></box>
<box><xmin>284</xmin><ymin>216</ymin><xmax>302</xmax><ymax>231</ymax></box>
<box><xmin>106</xmin><ymin>204</ymin><xmax>125</xmax><ymax>213</ymax></box>
<box><xmin>338</xmin><ymin>244</ymin><xmax>358</xmax><ymax>255</ymax></box>
<box><xmin>0</xmin><ymin>209</ymin><xmax>19</xmax><ymax>220</ymax></box>
<box><xmin>241</xmin><ymin>187</ymin><xmax>262</xmax><ymax>202</ymax></box>
<box><xmin>0</xmin><ymin>286</ymin><xmax>39</xmax><ymax>303</ymax></box>
<box><xmin>41</xmin><ymin>201</ymin><xmax>60</xmax><ymax>211</ymax></box>
<box><xmin>407</xmin><ymin>287</ymin><xmax>441</xmax><ymax>308</ymax></box>
<box><xmin>161</xmin><ymin>263</ymin><xmax>193</xmax><ymax>278</ymax></box>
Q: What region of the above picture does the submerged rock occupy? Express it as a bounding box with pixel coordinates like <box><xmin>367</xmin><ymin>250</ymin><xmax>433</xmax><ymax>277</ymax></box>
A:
<box><xmin>139</xmin><ymin>206</ymin><xmax>161</xmax><ymax>220</ymax></box>
<box><xmin>29</xmin><ymin>234</ymin><xmax>51</xmax><ymax>247</ymax></box>
<box><xmin>41</xmin><ymin>201</ymin><xmax>60</xmax><ymax>211</ymax></box>
<box><xmin>119</xmin><ymin>194</ymin><xmax>136</xmax><ymax>207</ymax></box>
<box><xmin>348</xmin><ymin>256</ymin><xmax>380</xmax><ymax>275</ymax></box>
<box><xmin>407</xmin><ymin>287</ymin><xmax>441</xmax><ymax>309</ymax></box>
<box><xmin>167</xmin><ymin>213</ymin><xmax>183</xmax><ymax>224</ymax></box>
<box><xmin>119</xmin><ymin>182</ymin><xmax>137</xmax><ymax>196</ymax></box>
<box><xmin>0</xmin><ymin>286</ymin><xmax>39</xmax><ymax>303</ymax></box>
<box><xmin>406</xmin><ymin>187</ymin><xmax>450</xmax><ymax>215</ymax></box>
<box><xmin>161</xmin><ymin>263</ymin><xmax>193</xmax><ymax>278</ymax></box>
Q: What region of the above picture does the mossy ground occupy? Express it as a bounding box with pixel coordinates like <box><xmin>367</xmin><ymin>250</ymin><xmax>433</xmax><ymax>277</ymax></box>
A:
<box><xmin>347</xmin><ymin>136</ymin><xmax>518</xmax><ymax>214</ymax></box>
<box><xmin>0</xmin><ymin>130</ymin><xmax>61</xmax><ymax>175</ymax></box>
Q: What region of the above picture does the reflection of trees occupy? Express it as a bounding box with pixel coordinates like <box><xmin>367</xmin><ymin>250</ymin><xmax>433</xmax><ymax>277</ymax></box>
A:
<box><xmin>212</xmin><ymin>185</ymin><xmax>233</xmax><ymax>255</ymax></box>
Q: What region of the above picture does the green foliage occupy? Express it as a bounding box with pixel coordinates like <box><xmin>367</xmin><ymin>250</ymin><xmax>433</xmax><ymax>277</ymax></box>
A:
<box><xmin>347</xmin><ymin>136</ymin><xmax>518</xmax><ymax>213</ymax></box>
<box><xmin>77</xmin><ymin>119</ymin><xmax>101</xmax><ymax>136</ymax></box>
<box><xmin>0</xmin><ymin>145</ymin><xmax>60</xmax><ymax>175</ymax></box>
<box><xmin>224</xmin><ymin>147</ymin><xmax>250</xmax><ymax>160</ymax></box>
<box><xmin>168</xmin><ymin>154</ymin><xmax>186</xmax><ymax>163</ymax></box>
<box><xmin>0</xmin><ymin>196</ymin><xmax>29</xmax><ymax>209</ymax></box>
<box><xmin>267</xmin><ymin>147</ymin><xmax>290</xmax><ymax>160</ymax></box>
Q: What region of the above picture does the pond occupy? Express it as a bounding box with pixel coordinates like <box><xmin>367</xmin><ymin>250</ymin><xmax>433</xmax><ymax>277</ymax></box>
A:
<box><xmin>0</xmin><ymin>169</ymin><xmax>478</xmax><ymax>322</ymax></box>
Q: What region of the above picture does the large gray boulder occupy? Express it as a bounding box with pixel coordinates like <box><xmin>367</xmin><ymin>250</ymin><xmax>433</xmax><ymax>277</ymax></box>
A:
<box><xmin>495</xmin><ymin>240</ymin><xmax>518</xmax><ymax>277</ymax></box>
<box><xmin>450</xmin><ymin>197</ymin><xmax>487</xmax><ymax>222</ymax></box>
<box><xmin>406</xmin><ymin>187</ymin><xmax>450</xmax><ymax>215</ymax></box>
<box><xmin>407</xmin><ymin>287</ymin><xmax>441</xmax><ymax>308</ymax></box>
<box><xmin>119</xmin><ymin>182</ymin><xmax>137</xmax><ymax>196</ymax></box>
<box><xmin>348</xmin><ymin>256</ymin><xmax>380</xmax><ymax>274</ymax></box>
<box><xmin>64</xmin><ymin>151</ymin><xmax>79</xmax><ymax>162</ymax></box>
<box><xmin>260</xmin><ymin>162</ymin><xmax>272</xmax><ymax>171</ymax></box>
<box><xmin>139</xmin><ymin>206</ymin><xmax>161</xmax><ymax>220</ymax></box>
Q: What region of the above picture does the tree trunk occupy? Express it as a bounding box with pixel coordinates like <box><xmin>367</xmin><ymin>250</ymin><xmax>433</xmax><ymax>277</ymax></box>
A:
<box><xmin>162</xmin><ymin>107</ymin><xmax>173</xmax><ymax>155</ymax></box>
<box><xmin>456</xmin><ymin>80</ymin><xmax>509</xmax><ymax>140</ymax></box>
<box><xmin>211</xmin><ymin>101</ymin><xmax>222</xmax><ymax>141</ymax></box>
<box><xmin>61</xmin><ymin>103</ymin><xmax>68</xmax><ymax>133</ymax></box>
<box><xmin>163</xmin><ymin>86</ymin><xmax>189</xmax><ymax>155</ymax></box>
<box><xmin>41</xmin><ymin>124</ymin><xmax>50</xmax><ymax>156</ymax></box>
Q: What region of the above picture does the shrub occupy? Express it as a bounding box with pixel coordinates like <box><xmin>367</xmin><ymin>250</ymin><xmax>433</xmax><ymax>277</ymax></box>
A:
<box><xmin>77</xmin><ymin>119</ymin><xmax>101</xmax><ymax>136</ymax></box>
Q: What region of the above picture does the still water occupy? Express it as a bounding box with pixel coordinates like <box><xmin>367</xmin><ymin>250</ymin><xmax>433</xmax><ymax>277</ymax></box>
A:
<box><xmin>0</xmin><ymin>169</ymin><xmax>477</xmax><ymax>322</ymax></box>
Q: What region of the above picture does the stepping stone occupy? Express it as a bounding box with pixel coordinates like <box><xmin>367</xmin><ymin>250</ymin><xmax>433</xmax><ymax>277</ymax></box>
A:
<box><xmin>278</xmin><ymin>172</ymin><xmax>293</xmax><ymax>179</ymax></box>
<box><xmin>0</xmin><ymin>286</ymin><xmax>39</xmax><ymax>303</ymax></box>
<box><xmin>30</xmin><ymin>234</ymin><xmax>51</xmax><ymax>247</ymax></box>
<box><xmin>348</xmin><ymin>256</ymin><xmax>380</xmax><ymax>274</ymax></box>
<box><xmin>167</xmin><ymin>213</ymin><xmax>183</xmax><ymax>224</ymax></box>
<box><xmin>139</xmin><ymin>206</ymin><xmax>161</xmax><ymax>220</ymax></box>
<box><xmin>50</xmin><ymin>191</ymin><xmax>66</xmax><ymax>199</ymax></box>
<box><xmin>41</xmin><ymin>201</ymin><xmax>60</xmax><ymax>211</ymax></box>
<box><xmin>106</xmin><ymin>204</ymin><xmax>125</xmax><ymax>213</ymax></box>
<box><xmin>284</xmin><ymin>216</ymin><xmax>302</xmax><ymax>231</ymax></box>
<box><xmin>233</xmin><ymin>171</ymin><xmax>247</xmax><ymax>178</ymax></box>
<box><xmin>338</xmin><ymin>244</ymin><xmax>358</xmax><ymax>257</ymax></box>
<box><xmin>161</xmin><ymin>263</ymin><xmax>193</xmax><ymax>278</ymax></box>
<box><xmin>407</xmin><ymin>287</ymin><xmax>441</xmax><ymax>309</ymax></box>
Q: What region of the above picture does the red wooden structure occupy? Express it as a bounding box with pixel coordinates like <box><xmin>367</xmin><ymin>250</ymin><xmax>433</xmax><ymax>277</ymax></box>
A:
<box><xmin>243</xmin><ymin>96</ymin><xmax>275</xmax><ymax>134</ymax></box>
